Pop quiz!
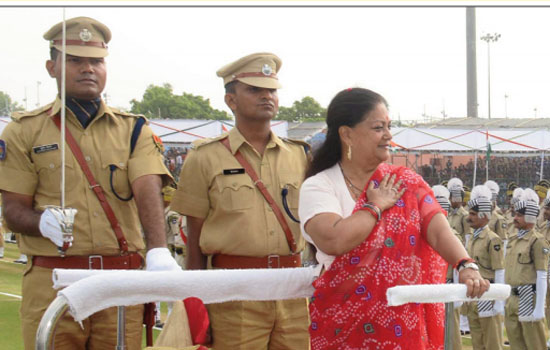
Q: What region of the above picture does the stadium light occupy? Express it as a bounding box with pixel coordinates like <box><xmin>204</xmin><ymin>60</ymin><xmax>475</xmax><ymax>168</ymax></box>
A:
<box><xmin>480</xmin><ymin>33</ymin><xmax>501</xmax><ymax>119</ymax></box>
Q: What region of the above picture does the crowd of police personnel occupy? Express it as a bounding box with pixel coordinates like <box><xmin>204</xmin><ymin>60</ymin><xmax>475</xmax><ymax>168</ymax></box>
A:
<box><xmin>433</xmin><ymin>177</ymin><xmax>550</xmax><ymax>350</ymax></box>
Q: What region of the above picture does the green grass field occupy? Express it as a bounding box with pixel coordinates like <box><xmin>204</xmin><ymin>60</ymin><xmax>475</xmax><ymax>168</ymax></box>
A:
<box><xmin>0</xmin><ymin>241</ymin><xmax>513</xmax><ymax>350</ymax></box>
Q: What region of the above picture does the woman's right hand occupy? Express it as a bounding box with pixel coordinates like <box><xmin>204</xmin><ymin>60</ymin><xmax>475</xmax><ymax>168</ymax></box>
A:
<box><xmin>366</xmin><ymin>173</ymin><xmax>405</xmax><ymax>211</ymax></box>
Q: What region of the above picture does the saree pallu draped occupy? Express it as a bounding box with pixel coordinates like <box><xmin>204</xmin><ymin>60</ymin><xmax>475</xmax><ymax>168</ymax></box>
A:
<box><xmin>309</xmin><ymin>164</ymin><xmax>447</xmax><ymax>350</ymax></box>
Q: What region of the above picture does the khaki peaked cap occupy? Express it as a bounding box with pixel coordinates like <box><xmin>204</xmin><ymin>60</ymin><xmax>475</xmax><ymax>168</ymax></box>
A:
<box><xmin>44</xmin><ymin>16</ymin><xmax>111</xmax><ymax>58</ymax></box>
<box><xmin>216</xmin><ymin>52</ymin><xmax>282</xmax><ymax>89</ymax></box>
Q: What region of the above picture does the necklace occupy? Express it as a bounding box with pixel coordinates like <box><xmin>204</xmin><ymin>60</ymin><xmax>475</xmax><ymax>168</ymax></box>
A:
<box><xmin>339</xmin><ymin>163</ymin><xmax>363</xmax><ymax>196</ymax></box>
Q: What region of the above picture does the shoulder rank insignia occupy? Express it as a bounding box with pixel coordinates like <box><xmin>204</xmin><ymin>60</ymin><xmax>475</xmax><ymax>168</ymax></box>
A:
<box><xmin>0</xmin><ymin>140</ymin><xmax>6</xmax><ymax>160</ymax></box>
<box><xmin>543</xmin><ymin>248</ymin><xmax>549</xmax><ymax>255</ymax></box>
<box><xmin>153</xmin><ymin>134</ymin><xmax>164</xmax><ymax>153</ymax></box>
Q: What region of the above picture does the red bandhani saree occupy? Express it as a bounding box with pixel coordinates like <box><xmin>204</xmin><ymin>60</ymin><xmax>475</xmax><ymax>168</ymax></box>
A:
<box><xmin>309</xmin><ymin>164</ymin><xmax>447</xmax><ymax>350</ymax></box>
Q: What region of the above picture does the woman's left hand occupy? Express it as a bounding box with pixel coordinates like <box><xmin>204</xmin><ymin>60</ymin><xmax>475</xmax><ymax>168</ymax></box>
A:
<box><xmin>458</xmin><ymin>268</ymin><xmax>490</xmax><ymax>298</ymax></box>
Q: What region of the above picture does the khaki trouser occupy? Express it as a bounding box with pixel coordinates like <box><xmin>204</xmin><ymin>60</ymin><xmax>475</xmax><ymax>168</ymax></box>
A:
<box><xmin>504</xmin><ymin>295</ymin><xmax>546</xmax><ymax>350</ymax></box>
<box><xmin>466</xmin><ymin>302</ymin><xmax>503</xmax><ymax>350</ymax></box>
<box><xmin>451</xmin><ymin>306</ymin><xmax>463</xmax><ymax>350</ymax></box>
<box><xmin>21</xmin><ymin>262</ymin><xmax>144</xmax><ymax>350</ymax></box>
<box><xmin>207</xmin><ymin>299</ymin><xmax>310</xmax><ymax>350</ymax></box>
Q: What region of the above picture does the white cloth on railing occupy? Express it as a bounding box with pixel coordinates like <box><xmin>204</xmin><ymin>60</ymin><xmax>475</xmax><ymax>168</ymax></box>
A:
<box><xmin>386</xmin><ymin>283</ymin><xmax>511</xmax><ymax>306</ymax></box>
<box><xmin>56</xmin><ymin>267</ymin><xmax>317</xmax><ymax>322</ymax></box>
<box><xmin>52</xmin><ymin>269</ymin><xmax>119</xmax><ymax>289</ymax></box>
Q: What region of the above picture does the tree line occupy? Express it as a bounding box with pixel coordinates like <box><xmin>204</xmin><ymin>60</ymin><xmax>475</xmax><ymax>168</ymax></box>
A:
<box><xmin>1</xmin><ymin>84</ymin><xmax>327</xmax><ymax>122</ymax></box>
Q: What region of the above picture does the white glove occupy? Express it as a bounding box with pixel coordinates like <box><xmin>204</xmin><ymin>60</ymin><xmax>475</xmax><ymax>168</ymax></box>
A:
<box><xmin>493</xmin><ymin>269</ymin><xmax>505</xmax><ymax>315</ymax></box>
<box><xmin>146</xmin><ymin>247</ymin><xmax>181</xmax><ymax>271</ymax></box>
<box><xmin>532</xmin><ymin>270</ymin><xmax>547</xmax><ymax>321</ymax></box>
<box><xmin>39</xmin><ymin>208</ymin><xmax>73</xmax><ymax>248</ymax></box>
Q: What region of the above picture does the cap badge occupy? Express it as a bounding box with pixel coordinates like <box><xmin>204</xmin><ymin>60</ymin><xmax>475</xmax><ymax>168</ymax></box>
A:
<box><xmin>79</xmin><ymin>28</ymin><xmax>92</xmax><ymax>42</ymax></box>
<box><xmin>261</xmin><ymin>64</ymin><xmax>272</xmax><ymax>76</ymax></box>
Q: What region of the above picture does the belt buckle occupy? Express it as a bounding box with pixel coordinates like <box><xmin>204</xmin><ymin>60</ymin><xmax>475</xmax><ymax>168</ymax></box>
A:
<box><xmin>89</xmin><ymin>255</ymin><xmax>104</xmax><ymax>269</ymax></box>
<box><xmin>267</xmin><ymin>255</ymin><xmax>280</xmax><ymax>268</ymax></box>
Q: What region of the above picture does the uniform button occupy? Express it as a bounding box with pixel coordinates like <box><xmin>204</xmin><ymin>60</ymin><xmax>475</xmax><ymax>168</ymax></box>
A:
<box><xmin>267</xmin><ymin>207</ymin><xmax>273</xmax><ymax>211</ymax></box>
<box><xmin>269</xmin><ymin>230</ymin><xmax>274</xmax><ymax>236</ymax></box>
<box><xmin>119</xmin><ymin>162</ymin><xmax>124</xmax><ymax>167</ymax></box>
<box><xmin>85</xmin><ymin>156</ymin><xmax>91</xmax><ymax>162</ymax></box>
<box><xmin>232</xmin><ymin>182</ymin><xmax>237</xmax><ymax>187</ymax></box>
<box><xmin>83</xmin><ymin>132</ymin><xmax>88</xmax><ymax>136</ymax></box>
<box><xmin>93</xmin><ymin>212</ymin><xmax>99</xmax><ymax>217</ymax></box>
<box><xmin>49</xmin><ymin>163</ymin><xmax>55</xmax><ymax>169</ymax></box>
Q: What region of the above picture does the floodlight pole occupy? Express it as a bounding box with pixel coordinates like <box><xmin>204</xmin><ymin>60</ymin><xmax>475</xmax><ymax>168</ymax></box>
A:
<box><xmin>480</xmin><ymin>33</ymin><xmax>500</xmax><ymax>119</ymax></box>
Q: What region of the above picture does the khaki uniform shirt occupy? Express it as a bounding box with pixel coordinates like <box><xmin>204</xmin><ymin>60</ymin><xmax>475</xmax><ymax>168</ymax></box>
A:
<box><xmin>171</xmin><ymin>127</ymin><xmax>307</xmax><ymax>257</ymax></box>
<box><xmin>504</xmin><ymin>229</ymin><xmax>549</xmax><ymax>286</ymax></box>
<box><xmin>504</xmin><ymin>209</ymin><xmax>517</xmax><ymax>239</ymax></box>
<box><xmin>0</xmin><ymin>98</ymin><xmax>172</xmax><ymax>256</ymax></box>
<box><xmin>466</xmin><ymin>226</ymin><xmax>504</xmax><ymax>281</ymax></box>
<box><xmin>448</xmin><ymin>206</ymin><xmax>471</xmax><ymax>243</ymax></box>
<box><xmin>536</xmin><ymin>203</ymin><xmax>546</xmax><ymax>231</ymax></box>
<box><xmin>488</xmin><ymin>209</ymin><xmax>508</xmax><ymax>241</ymax></box>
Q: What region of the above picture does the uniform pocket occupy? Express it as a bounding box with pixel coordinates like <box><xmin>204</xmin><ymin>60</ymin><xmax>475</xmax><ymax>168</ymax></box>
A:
<box><xmin>33</xmin><ymin>151</ymin><xmax>76</xmax><ymax>194</ymax></box>
<box><xmin>518</xmin><ymin>252</ymin><xmax>533</xmax><ymax>264</ymax></box>
<box><xmin>101</xmin><ymin>150</ymin><xmax>131</xmax><ymax>199</ymax></box>
<box><xmin>216</xmin><ymin>174</ymin><xmax>254</xmax><ymax>211</ymax></box>
<box><xmin>279</xmin><ymin>172</ymin><xmax>301</xmax><ymax>210</ymax></box>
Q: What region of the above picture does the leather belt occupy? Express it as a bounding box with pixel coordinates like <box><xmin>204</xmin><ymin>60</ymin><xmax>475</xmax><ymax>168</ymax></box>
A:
<box><xmin>32</xmin><ymin>253</ymin><xmax>143</xmax><ymax>270</ymax></box>
<box><xmin>212</xmin><ymin>253</ymin><xmax>301</xmax><ymax>269</ymax></box>
<box><xmin>511</xmin><ymin>284</ymin><xmax>536</xmax><ymax>296</ymax></box>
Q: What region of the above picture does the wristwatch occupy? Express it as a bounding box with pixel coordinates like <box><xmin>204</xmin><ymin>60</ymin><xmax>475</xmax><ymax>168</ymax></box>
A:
<box><xmin>457</xmin><ymin>261</ymin><xmax>479</xmax><ymax>272</ymax></box>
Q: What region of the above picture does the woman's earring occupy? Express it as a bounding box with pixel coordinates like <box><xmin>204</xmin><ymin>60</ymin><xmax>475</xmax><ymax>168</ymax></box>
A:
<box><xmin>347</xmin><ymin>145</ymin><xmax>352</xmax><ymax>161</ymax></box>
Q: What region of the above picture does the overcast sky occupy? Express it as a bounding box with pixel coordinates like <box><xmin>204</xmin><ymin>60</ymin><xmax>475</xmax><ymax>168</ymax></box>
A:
<box><xmin>1</xmin><ymin>3</ymin><xmax>550</xmax><ymax>121</ymax></box>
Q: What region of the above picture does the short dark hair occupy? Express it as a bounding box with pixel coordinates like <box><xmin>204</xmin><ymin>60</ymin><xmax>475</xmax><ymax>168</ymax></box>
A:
<box><xmin>306</xmin><ymin>88</ymin><xmax>388</xmax><ymax>178</ymax></box>
<box><xmin>50</xmin><ymin>47</ymin><xmax>59</xmax><ymax>61</ymax></box>
<box><xmin>225</xmin><ymin>81</ymin><xmax>237</xmax><ymax>94</ymax></box>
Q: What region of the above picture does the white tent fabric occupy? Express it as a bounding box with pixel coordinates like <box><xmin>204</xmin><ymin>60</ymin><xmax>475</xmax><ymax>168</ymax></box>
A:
<box><xmin>391</xmin><ymin>127</ymin><xmax>550</xmax><ymax>153</ymax></box>
<box><xmin>0</xmin><ymin>116</ymin><xmax>548</xmax><ymax>153</ymax></box>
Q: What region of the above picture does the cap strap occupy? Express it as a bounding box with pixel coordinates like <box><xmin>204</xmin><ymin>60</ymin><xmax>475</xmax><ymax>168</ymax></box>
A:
<box><xmin>52</xmin><ymin>39</ymin><xmax>107</xmax><ymax>48</ymax></box>
<box><xmin>233</xmin><ymin>72</ymin><xmax>278</xmax><ymax>80</ymax></box>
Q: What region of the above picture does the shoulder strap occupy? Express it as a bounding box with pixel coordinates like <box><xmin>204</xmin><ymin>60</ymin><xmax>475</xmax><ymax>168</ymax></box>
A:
<box><xmin>130</xmin><ymin>117</ymin><xmax>146</xmax><ymax>154</ymax></box>
<box><xmin>52</xmin><ymin>114</ymin><xmax>129</xmax><ymax>253</ymax></box>
<box><xmin>219</xmin><ymin>137</ymin><xmax>297</xmax><ymax>253</ymax></box>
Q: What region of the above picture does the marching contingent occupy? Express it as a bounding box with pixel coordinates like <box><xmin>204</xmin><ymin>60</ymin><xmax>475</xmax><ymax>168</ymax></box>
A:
<box><xmin>1</xmin><ymin>14</ymin><xmax>550</xmax><ymax>350</ymax></box>
<box><xmin>433</xmin><ymin>177</ymin><xmax>550</xmax><ymax>350</ymax></box>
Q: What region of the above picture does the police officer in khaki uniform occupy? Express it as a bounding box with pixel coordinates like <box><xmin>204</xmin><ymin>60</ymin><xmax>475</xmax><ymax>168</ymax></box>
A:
<box><xmin>539</xmin><ymin>196</ymin><xmax>550</xmax><ymax>348</ymax></box>
<box><xmin>485</xmin><ymin>180</ymin><xmax>508</xmax><ymax>244</ymax></box>
<box><xmin>433</xmin><ymin>184</ymin><xmax>463</xmax><ymax>350</ymax></box>
<box><xmin>465</xmin><ymin>185</ymin><xmax>505</xmax><ymax>350</ymax></box>
<box><xmin>504</xmin><ymin>188</ymin><xmax>549</xmax><ymax>350</ymax></box>
<box><xmin>171</xmin><ymin>52</ymin><xmax>310</xmax><ymax>349</ymax></box>
<box><xmin>447</xmin><ymin>178</ymin><xmax>472</xmax><ymax>245</ymax></box>
<box><xmin>0</xmin><ymin>17</ymin><xmax>178</xmax><ymax>350</ymax></box>
<box><xmin>535</xmin><ymin>179</ymin><xmax>550</xmax><ymax>231</ymax></box>
<box><xmin>163</xmin><ymin>186</ymin><xmax>186</xmax><ymax>268</ymax></box>
<box><xmin>504</xmin><ymin>184</ymin><xmax>520</xmax><ymax>245</ymax></box>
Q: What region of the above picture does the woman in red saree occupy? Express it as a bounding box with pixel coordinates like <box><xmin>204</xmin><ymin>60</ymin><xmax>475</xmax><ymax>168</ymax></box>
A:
<box><xmin>299</xmin><ymin>88</ymin><xmax>489</xmax><ymax>350</ymax></box>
